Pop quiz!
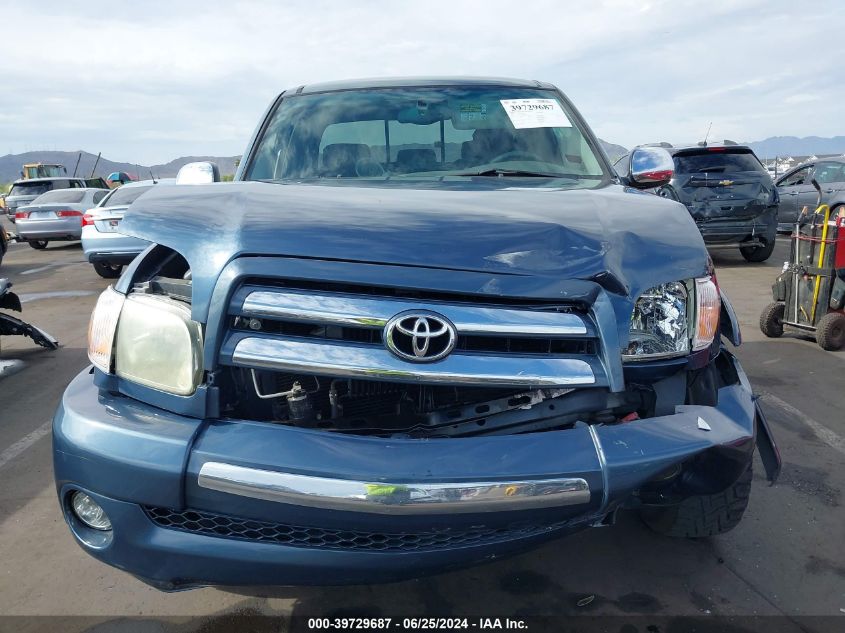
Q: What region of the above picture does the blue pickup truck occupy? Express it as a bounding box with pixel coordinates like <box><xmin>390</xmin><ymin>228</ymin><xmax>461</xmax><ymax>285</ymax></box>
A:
<box><xmin>53</xmin><ymin>77</ymin><xmax>780</xmax><ymax>590</ymax></box>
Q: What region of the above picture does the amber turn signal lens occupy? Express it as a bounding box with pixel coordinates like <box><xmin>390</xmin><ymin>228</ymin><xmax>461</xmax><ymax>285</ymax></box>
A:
<box><xmin>693</xmin><ymin>277</ymin><xmax>720</xmax><ymax>351</ymax></box>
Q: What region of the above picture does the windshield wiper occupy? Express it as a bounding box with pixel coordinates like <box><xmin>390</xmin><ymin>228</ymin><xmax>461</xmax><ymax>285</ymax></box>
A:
<box><xmin>450</xmin><ymin>168</ymin><xmax>588</xmax><ymax>179</ymax></box>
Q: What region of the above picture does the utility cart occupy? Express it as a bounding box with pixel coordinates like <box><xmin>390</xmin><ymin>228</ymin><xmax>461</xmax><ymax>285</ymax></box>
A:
<box><xmin>760</xmin><ymin>187</ymin><xmax>845</xmax><ymax>350</ymax></box>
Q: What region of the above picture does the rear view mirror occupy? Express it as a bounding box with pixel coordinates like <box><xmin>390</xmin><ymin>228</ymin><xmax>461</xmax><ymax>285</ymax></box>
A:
<box><xmin>628</xmin><ymin>146</ymin><xmax>674</xmax><ymax>189</ymax></box>
<box><xmin>176</xmin><ymin>162</ymin><xmax>221</xmax><ymax>185</ymax></box>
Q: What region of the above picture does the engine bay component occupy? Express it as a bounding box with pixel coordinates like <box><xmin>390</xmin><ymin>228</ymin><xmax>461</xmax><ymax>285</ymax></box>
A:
<box><xmin>231</xmin><ymin>367</ymin><xmax>646</xmax><ymax>438</ymax></box>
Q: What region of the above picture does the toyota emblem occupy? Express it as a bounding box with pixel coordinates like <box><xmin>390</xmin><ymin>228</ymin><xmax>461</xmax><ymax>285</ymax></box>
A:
<box><xmin>384</xmin><ymin>311</ymin><xmax>457</xmax><ymax>362</ymax></box>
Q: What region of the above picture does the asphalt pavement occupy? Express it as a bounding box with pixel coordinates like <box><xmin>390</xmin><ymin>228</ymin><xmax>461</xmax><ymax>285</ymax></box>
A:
<box><xmin>0</xmin><ymin>223</ymin><xmax>842</xmax><ymax>632</ymax></box>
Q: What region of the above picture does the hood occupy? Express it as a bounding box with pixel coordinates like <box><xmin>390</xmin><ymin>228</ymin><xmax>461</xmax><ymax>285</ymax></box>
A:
<box><xmin>122</xmin><ymin>180</ymin><xmax>708</xmax><ymax>306</ymax></box>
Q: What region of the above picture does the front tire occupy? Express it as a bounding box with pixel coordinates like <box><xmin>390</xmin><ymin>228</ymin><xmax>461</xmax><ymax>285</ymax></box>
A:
<box><xmin>740</xmin><ymin>238</ymin><xmax>775</xmax><ymax>262</ymax></box>
<box><xmin>759</xmin><ymin>302</ymin><xmax>785</xmax><ymax>337</ymax></box>
<box><xmin>92</xmin><ymin>262</ymin><xmax>123</xmax><ymax>279</ymax></box>
<box><xmin>28</xmin><ymin>240</ymin><xmax>48</xmax><ymax>250</ymax></box>
<box><xmin>815</xmin><ymin>312</ymin><xmax>845</xmax><ymax>351</ymax></box>
<box><xmin>640</xmin><ymin>463</ymin><xmax>752</xmax><ymax>538</ymax></box>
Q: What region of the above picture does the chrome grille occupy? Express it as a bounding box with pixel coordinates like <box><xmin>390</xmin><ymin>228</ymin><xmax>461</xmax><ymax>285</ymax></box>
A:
<box><xmin>219</xmin><ymin>285</ymin><xmax>610</xmax><ymax>389</ymax></box>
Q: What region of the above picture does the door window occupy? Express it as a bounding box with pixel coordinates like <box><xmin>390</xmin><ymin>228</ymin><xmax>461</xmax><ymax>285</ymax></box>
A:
<box><xmin>812</xmin><ymin>162</ymin><xmax>845</xmax><ymax>185</ymax></box>
<box><xmin>779</xmin><ymin>166</ymin><xmax>811</xmax><ymax>187</ymax></box>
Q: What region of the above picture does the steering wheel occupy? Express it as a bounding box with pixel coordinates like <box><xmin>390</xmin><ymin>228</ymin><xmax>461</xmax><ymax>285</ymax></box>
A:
<box><xmin>489</xmin><ymin>150</ymin><xmax>545</xmax><ymax>164</ymax></box>
<box><xmin>355</xmin><ymin>159</ymin><xmax>385</xmax><ymax>177</ymax></box>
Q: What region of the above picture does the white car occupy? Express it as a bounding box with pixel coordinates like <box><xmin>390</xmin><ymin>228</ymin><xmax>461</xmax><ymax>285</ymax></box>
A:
<box><xmin>81</xmin><ymin>179</ymin><xmax>172</xmax><ymax>278</ymax></box>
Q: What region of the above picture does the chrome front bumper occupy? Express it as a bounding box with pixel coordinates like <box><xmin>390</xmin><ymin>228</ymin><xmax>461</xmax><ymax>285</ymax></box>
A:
<box><xmin>198</xmin><ymin>461</ymin><xmax>591</xmax><ymax>514</ymax></box>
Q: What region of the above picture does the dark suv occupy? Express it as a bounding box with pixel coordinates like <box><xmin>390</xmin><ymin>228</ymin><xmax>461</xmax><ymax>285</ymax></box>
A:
<box><xmin>53</xmin><ymin>78</ymin><xmax>779</xmax><ymax>589</ymax></box>
<box><xmin>616</xmin><ymin>144</ymin><xmax>778</xmax><ymax>262</ymax></box>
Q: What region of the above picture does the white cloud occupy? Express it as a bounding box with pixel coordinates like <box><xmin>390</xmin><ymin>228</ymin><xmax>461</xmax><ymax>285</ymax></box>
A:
<box><xmin>0</xmin><ymin>0</ymin><xmax>842</xmax><ymax>163</ymax></box>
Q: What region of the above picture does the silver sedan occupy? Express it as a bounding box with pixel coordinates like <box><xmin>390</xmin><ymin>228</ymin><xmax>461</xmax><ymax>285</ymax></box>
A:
<box><xmin>14</xmin><ymin>188</ymin><xmax>109</xmax><ymax>249</ymax></box>
<box><xmin>81</xmin><ymin>179</ymin><xmax>172</xmax><ymax>278</ymax></box>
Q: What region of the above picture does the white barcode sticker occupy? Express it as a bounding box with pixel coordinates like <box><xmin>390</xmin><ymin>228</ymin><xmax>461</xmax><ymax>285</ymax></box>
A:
<box><xmin>499</xmin><ymin>98</ymin><xmax>572</xmax><ymax>129</ymax></box>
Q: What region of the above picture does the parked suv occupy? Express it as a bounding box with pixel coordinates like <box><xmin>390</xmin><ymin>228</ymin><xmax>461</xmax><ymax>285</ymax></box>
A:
<box><xmin>4</xmin><ymin>176</ymin><xmax>109</xmax><ymax>223</ymax></box>
<box><xmin>616</xmin><ymin>144</ymin><xmax>778</xmax><ymax>262</ymax></box>
<box><xmin>54</xmin><ymin>77</ymin><xmax>779</xmax><ymax>590</ymax></box>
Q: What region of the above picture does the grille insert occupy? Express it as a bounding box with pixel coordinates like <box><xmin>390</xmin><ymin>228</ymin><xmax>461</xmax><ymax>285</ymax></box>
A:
<box><xmin>144</xmin><ymin>506</ymin><xmax>568</xmax><ymax>552</ymax></box>
<box><xmin>233</xmin><ymin>318</ymin><xmax>596</xmax><ymax>356</ymax></box>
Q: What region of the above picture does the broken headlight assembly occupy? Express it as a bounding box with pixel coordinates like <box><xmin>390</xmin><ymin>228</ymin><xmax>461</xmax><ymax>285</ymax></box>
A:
<box><xmin>87</xmin><ymin>288</ymin><xmax>203</xmax><ymax>396</ymax></box>
<box><xmin>623</xmin><ymin>277</ymin><xmax>719</xmax><ymax>361</ymax></box>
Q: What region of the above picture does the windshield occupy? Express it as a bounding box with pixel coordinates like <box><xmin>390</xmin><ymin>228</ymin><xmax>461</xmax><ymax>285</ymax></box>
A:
<box><xmin>31</xmin><ymin>190</ymin><xmax>85</xmax><ymax>204</ymax></box>
<box><xmin>674</xmin><ymin>149</ymin><xmax>766</xmax><ymax>174</ymax></box>
<box><xmin>245</xmin><ymin>86</ymin><xmax>606</xmax><ymax>184</ymax></box>
<box><xmin>100</xmin><ymin>184</ymin><xmax>154</xmax><ymax>207</ymax></box>
<box><xmin>9</xmin><ymin>182</ymin><xmax>53</xmax><ymax>197</ymax></box>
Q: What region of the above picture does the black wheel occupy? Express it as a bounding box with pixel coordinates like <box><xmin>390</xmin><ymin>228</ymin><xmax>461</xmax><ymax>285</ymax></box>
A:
<box><xmin>640</xmin><ymin>463</ymin><xmax>752</xmax><ymax>538</ymax></box>
<box><xmin>92</xmin><ymin>262</ymin><xmax>123</xmax><ymax>279</ymax></box>
<box><xmin>815</xmin><ymin>312</ymin><xmax>845</xmax><ymax>351</ymax></box>
<box><xmin>28</xmin><ymin>240</ymin><xmax>48</xmax><ymax>250</ymax></box>
<box><xmin>740</xmin><ymin>237</ymin><xmax>775</xmax><ymax>262</ymax></box>
<box><xmin>759</xmin><ymin>302</ymin><xmax>785</xmax><ymax>338</ymax></box>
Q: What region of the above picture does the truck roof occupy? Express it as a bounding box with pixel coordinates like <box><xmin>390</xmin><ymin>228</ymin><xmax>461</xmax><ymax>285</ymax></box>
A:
<box><xmin>295</xmin><ymin>76</ymin><xmax>556</xmax><ymax>95</ymax></box>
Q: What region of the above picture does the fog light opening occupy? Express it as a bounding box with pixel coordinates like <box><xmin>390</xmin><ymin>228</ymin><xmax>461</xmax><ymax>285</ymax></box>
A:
<box><xmin>70</xmin><ymin>491</ymin><xmax>112</xmax><ymax>531</ymax></box>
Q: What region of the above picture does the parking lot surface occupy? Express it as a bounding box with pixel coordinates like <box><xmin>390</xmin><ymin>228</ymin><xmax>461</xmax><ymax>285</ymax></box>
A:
<box><xmin>0</xmin><ymin>223</ymin><xmax>843</xmax><ymax>631</ymax></box>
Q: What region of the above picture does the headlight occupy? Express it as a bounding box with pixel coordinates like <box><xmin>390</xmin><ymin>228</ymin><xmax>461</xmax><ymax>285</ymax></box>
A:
<box><xmin>623</xmin><ymin>276</ymin><xmax>720</xmax><ymax>361</ymax></box>
<box><xmin>115</xmin><ymin>294</ymin><xmax>203</xmax><ymax>395</ymax></box>
<box><xmin>87</xmin><ymin>288</ymin><xmax>203</xmax><ymax>395</ymax></box>
<box><xmin>624</xmin><ymin>281</ymin><xmax>690</xmax><ymax>360</ymax></box>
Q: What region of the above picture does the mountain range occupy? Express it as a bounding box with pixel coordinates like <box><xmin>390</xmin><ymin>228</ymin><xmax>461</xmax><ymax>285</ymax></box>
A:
<box><xmin>0</xmin><ymin>151</ymin><xmax>241</xmax><ymax>184</ymax></box>
<box><xmin>744</xmin><ymin>136</ymin><xmax>845</xmax><ymax>159</ymax></box>
<box><xmin>2</xmin><ymin>137</ymin><xmax>841</xmax><ymax>183</ymax></box>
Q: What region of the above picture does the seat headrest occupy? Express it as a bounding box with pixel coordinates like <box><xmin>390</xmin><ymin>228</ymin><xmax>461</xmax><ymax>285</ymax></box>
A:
<box><xmin>395</xmin><ymin>148</ymin><xmax>437</xmax><ymax>170</ymax></box>
<box><xmin>322</xmin><ymin>144</ymin><xmax>372</xmax><ymax>172</ymax></box>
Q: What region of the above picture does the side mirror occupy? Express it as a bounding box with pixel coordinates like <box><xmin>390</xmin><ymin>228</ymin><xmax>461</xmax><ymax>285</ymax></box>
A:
<box><xmin>627</xmin><ymin>146</ymin><xmax>674</xmax><ymax>189</ymax></box>
<box><xmin>176</xmin><ymin>162</ymin><xmax>221</xmax><ymax>185</ymax></box>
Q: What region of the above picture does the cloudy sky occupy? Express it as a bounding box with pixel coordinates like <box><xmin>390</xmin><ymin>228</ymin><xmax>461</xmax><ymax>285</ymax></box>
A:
<box><xmin>1</xmin><ymin>0</ymin><xmax>841</xmax><ymax>164</ymax></box>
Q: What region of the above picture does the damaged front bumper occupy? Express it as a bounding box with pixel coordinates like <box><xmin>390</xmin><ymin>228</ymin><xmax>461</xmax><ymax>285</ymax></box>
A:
<box><xmin>53</xmin><ymin>351</ymin><xmax>779</xmax><ymax>589</ymax></box>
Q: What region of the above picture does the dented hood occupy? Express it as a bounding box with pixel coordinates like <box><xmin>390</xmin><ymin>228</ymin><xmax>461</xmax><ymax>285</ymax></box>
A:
<box><xmin>122</xmin><ymin>180</ymin><xmax>708</xmax><ymax>308</ymax></box>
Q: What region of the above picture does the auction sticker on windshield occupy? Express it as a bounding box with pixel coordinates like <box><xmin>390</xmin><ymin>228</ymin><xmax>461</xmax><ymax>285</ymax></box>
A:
<box><xmin>500</xmin><ymin>98</ymin><xmax>571</xmax><ymax>129</ymax></box>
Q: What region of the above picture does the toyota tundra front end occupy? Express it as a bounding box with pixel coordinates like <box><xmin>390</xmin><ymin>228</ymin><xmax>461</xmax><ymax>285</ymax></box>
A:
<box><xmin>53</xmin><ymin>77</ymin><xmax>780</xmax><ymax>589</ymax></box>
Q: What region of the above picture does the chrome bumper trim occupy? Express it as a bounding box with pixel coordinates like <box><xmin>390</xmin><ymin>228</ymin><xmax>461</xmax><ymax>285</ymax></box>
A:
<box><xmin>198</xmin><ymin>462</ymin><xmax>591</xmax><ymax>514</ymax></box>
<box><xmin>230</xmin><ymin>336</ymin><xmax>597</xmax><ymax>387</ymax></box>
<box><xmin>241</xmin><ymin>289</ymin><xmax>588</xmax><ymax>337</ymax></box>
